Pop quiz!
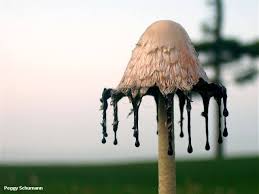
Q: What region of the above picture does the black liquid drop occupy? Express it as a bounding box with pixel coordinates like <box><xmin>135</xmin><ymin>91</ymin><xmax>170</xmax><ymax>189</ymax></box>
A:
<box><xmin>218</xmin><ymin>136</ymin><xmax>223</xmax><ymax>144</ymax></box>
<box><xmin>223</xmin><ymin>128</ymin><xmax>228</xmax><ymax>137</ymax></box>
<box><xmin>168</xmin><ymin>147</ymin><xmax>173</xmax><ymax>156</ymax></box>
<box><xmin>188</xmin><ymin>144</ymin><xmax>193</xmax><ymax>153</ymax></box>
<box><xmin>135</xmin><ymin>140</ymin><xmax>140</xmax><ymax>147</ymax></box>
<box><xmin>205</xmin><ymin>142</ymin><xmax>210</xmax><ymax>151</ymax></box>
<box><xmin>223</xmin><ymin>109</ymin><xmax>229</xmax><ymax>117</ymax></box>
<box><xmin>223</xmin><ymin>117</ymin><xmax>228</xmax><ymax>137</ymax></box>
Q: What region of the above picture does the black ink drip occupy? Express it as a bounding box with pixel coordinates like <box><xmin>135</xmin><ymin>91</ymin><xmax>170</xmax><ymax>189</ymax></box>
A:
<box><xmin>193</xmin><ymin>78</ymin><xmax>230</xmax><ymax>151</ymax></box>
<box><xmin>100</xmin><ymin>88</ymin><xmax>112</xmax><ymax>144</ymax></box>
<box><xmin>166</xmin><ymin>94</ymin><xmax>174</xmax><ymax>156</ymax></box>
<box><xmin>177</xmin><ymin>91</ymin><xmax>185</xmax><ymax>138</ymax></box>
<box><xmin>215</xmin><ymin>96</ymin><xmax>223</xmax><ymax>144</ymax></box>
<box><xmin>186</xmin><ymin>95</ymin><xmax>193</xmax><ymax>153</ymax></box>
<box><xmin>154</xmin><ymin>95</ymin><xmax>159</xmax><ymax>135</ymax></box>
<box><xmin>111</xmin><ymin>94</ymin><xmax>119</xmax><ymax>145</ymax></box>
<box><xmin>99</xmin><ymin>78</ymin><xmax>229</xmax><ymax>155</ymax></box>
<box><xmin>130</xmin><ymin>94</ymin><xmax>142</xmax><ymax>147</ymax></box>
<box><xmin>201</xmin><ymin>93</ymin><xmax>211</xmax><ymax>150</ymax></box>
<box><xmin>222</xmin><ymin>86</ymin><xmax>229</xmax><ymax>137</ymax></box>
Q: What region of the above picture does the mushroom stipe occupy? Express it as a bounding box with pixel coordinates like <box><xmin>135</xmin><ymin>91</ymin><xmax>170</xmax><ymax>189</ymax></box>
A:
<box><xmin>100</xmin><ymin>78</ymin><xmax>229</xmax><ymax>155</ymax></box>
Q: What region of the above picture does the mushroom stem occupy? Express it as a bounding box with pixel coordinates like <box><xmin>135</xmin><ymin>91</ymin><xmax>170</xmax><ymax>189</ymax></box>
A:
<box><xmin>158</xmin><ymin>93</ymin><xmax>176</xmax><ymax>194</ymax></box>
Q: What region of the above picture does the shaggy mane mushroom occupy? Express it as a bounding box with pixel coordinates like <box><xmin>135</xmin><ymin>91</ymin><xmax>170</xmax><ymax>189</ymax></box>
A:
<box><xmin>99</xmin><ymin>20</ymin><xmax>229</xmax><ymax>194</ymax></box>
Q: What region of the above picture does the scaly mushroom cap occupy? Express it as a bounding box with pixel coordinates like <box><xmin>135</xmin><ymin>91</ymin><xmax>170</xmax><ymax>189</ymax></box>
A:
<box><xmin>117</xmin><ymin>20</ymin><xmax>208</xmax><ymax>97</ymax></box>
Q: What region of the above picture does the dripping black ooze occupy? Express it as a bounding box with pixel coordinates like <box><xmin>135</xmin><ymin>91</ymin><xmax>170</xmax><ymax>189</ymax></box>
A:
<box><xmin>100</xmin><ymin>78</ymin><xmax>229</xmax><ymax>155</ymax></box>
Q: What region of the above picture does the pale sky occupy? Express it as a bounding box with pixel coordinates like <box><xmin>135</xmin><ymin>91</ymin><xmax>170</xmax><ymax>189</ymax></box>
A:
<box><xmin>0</xmin><ymin>0</ymin><xmax>258</xmax><ymax>164</ymax></box>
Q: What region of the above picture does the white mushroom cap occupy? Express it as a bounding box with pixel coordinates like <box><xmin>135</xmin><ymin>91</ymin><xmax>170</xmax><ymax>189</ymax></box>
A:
<box><xmin>117</xmin><ymin>20</ymin><xmax>208</xmax><ymax>96</ymax></box>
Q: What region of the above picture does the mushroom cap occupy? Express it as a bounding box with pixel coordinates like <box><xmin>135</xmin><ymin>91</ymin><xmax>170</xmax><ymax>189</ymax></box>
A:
<box><xmin>117</xmin><ymin>20</ymin><xmax>208</xmax><ymax>96</ymax></box>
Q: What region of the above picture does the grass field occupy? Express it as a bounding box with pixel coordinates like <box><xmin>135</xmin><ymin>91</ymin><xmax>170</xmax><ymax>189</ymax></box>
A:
<box><xmin>0</xmin><ymin>157</ymin><xmax>258</xmax><ymax>194</ymax></box>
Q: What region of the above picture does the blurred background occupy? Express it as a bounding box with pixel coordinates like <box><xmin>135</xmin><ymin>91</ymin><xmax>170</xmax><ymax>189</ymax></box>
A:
<box><xmin>0</xmin><ymin>0</ymin><xmax>258</xmax><ymax>194</ymax></box>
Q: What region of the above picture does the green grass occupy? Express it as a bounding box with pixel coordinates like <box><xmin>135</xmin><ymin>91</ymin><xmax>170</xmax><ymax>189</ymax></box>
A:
<box><xmin>0</xmin><ymin>157</ymin><xmax>258</xmax><ymax>194</ymax></box>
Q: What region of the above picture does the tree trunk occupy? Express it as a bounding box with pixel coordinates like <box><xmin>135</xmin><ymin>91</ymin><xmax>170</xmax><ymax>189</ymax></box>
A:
<box><xmin>158</xmin><ymin>94</ymin><xmax>176</xmax><ymax>194</ymax></box>
<box><xmin>214</xmin><ymin>0</ymin><xmax>224</xmax><ymax>159</ymax></box>
<box><xmin>214</xmin><ymin>65</ymin><xmax>224</xmax><ymax>159</ymax></box>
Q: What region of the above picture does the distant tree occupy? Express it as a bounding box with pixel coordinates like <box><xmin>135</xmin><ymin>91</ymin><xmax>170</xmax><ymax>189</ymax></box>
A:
<box><xmin>194</xmin><ymin>0</ymin><xmax>259</xmax><ymax>158</ymax></box>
